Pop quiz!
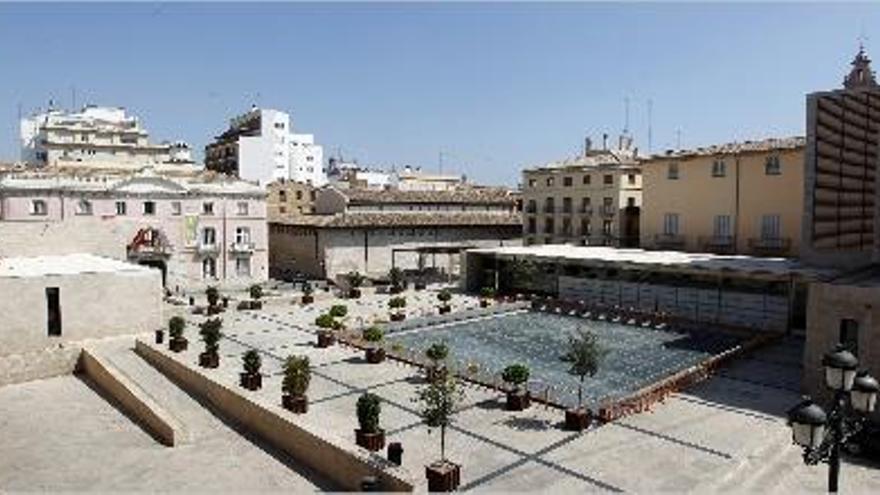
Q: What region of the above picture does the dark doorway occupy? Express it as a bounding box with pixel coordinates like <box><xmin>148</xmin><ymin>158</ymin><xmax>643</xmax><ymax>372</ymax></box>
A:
<box><xmin>620</xmin><ymin>206</ymin><xmax>641</xmax><ymax>248</ymax></box>
<box><xmin>46</xmin><ymin>287</ymin><xmax>61</xmax><ymax>336</ymax></box>
<box><xmin>138</xmin><ymin>260</ymin><xmax>167</xmax><ymax>286</ymax></box>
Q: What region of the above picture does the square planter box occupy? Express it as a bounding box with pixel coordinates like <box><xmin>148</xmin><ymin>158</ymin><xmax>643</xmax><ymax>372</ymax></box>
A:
<box><xmin>365</xmin><ymin>347</ymin><xmax>386</xmax><ymax>364</ymax></box>
<box><xmin>480</xmin><ymin>300</ymin><xmax>490</xmax><ymax>308</ymax></box>
<box><xmin>564</xmin><ymin>408</ymin><xmax>591</xmax><ymax>431</ymax></box>
<box><xmin>169</xmin><ymin>338</ymin><xmax>188</xmax><ymax>353</ymax></box>
<box><xmin>316</xmin><ymin>331</ymin><xmax>336</xmax><ymax>348</ymax></box>
<box><xmin>301</xmin><ymin>295</ymin><xmax>314</xmax><ymax>304</ymax></box>
<box><xmin>506</xmin><ymin>391</ymin><xmax>531</xmax><ymax>411</ymax></box>
<box><xmin>239</xmin><ymin>372</ymin><xmax>262</xmax><ymax>391</ymax></box>
<box><xmin>438</xmin><ymin>306</ymin><xmax>451</xmax><ymax>315</ymax></box>
<box><xmin>425</xmin><ymin>366</ymin><xmax>448</xmax><ymax>383</ymax></box>
<box><xmin>349</xmin><ymin>288</ymin><xmax>362</xmax><ymax>299</ymax></box>
<box><xmin>282</xmin><ymin>394</ymin><xmax>308</xmax><ymax>414</ymax></box>
<box><xmin>390</xmin><ymin>313</ymin><xmax>406</xmax><ymax>322</ymax></box>
<box><xmin>355</xmin><ymin>429</ymin><xmax>386</xmax><ymax>452</ymax></box>
<box><xmin>426</xmin><ymin>460</ymin><xmax>461</xmax><ymax>492</ymax></box>
<box><xmin>155</xmin><ymin>330</ymin><xmax>165</xmax><ymax>344</ymax></box>
<box><xmin>199</xmin><ymin>352</ymin><xmax>220</xmax><ymax>368</ymax></box>
<box><xmin>207</xmin><ymin>305</ymin><xmax>224</xmax><ymax>316</ymax></box>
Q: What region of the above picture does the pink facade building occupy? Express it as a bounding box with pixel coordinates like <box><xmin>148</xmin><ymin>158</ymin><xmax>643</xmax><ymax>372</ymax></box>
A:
<box><xmin>0</xmin><ymin>168</ymin><xmax>268</xmax><ymax>290</ymax></box>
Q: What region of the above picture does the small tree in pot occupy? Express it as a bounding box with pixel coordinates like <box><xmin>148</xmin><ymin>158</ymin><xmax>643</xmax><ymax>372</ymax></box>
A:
<box><xmin>425</xmin><ymin>342</ymin><xmax>449</xmax><ymax>383</ymax></box>
<box><xmin>249</xmin><ymin>284</ymin><xmax>264</xmax><ymax>310</ymax></box>
<box><xmin>388</xmin><ymin>296</ymin><xmax>407</xmax><ymax>321</ymax></box>
<box><xmin>480</xmin><ymin>287</ymin><xmax>496</xmax><ymax>308</ymax></box>
<box><xmin>198</xmin><ymin>317</ymin><xmax>223</xmax><ymax>368</ymax></box>
<box><xmin>502</xmin><ymin>363</ymin><xmax>531</xmax><ymax>411</ymax></box>
<box><xmin>240</xmin><ymin>349</ymin><xmax>262</xmax><ymax>390</ymax></box>
<box><xmin>414</xmin><ymin>374</ymin><xmax>466</xmax><ymax>491</ymax></box>
<box><xmin>315</xmin><ymin>312</ymin><xmax>337</xmax><ymax>348</ymax></box>
<box><xmin>347</xmin><ymin>271</ymin><xmax>365</xmax><ymax>299</ymax></box>
<box><xmin>301</xmin><ymin>283</ymin><xmax>314</xmax><ymax>304</ymax></box>
<box><xmin>329</xmin><ymin>304</ymin><xmax>348</xmax><ymax>318</ymax></box>
<box><xmin>362</xmin><ymin>325</ymin><xmax>386</xmax><ymax>364</ymax></box>
<box><xmin>437</xmin><ymin>289</ymin><xmax>452</xmax><ymax>315</ymax></box>
<box><xmin>388</xmin><ymin>267</ymin><xmax>404</xmax><ymax>294</ymax></box>
<box><xmin>206</xmin><ymin>286</ymin><xmax>222</xmax><ymax>315</ymax></box>
<box><xmin>168</xmin><ymin>316</ymin><xmax>188</xmax><ymax>352</ymax></box>
<box><xmin>560</xmin><ymin>328</ymin><xmax>606</xmax><ymax>431</ymax></box>
<box><xmin>355</xmin><ymin>392</ymin><xmax>385</xmax><ymax>451</ymax></box>
<box><xmin>282</xmin><ymin>355</ymin><xmax>311</xmax><ymax>413</ymax></box>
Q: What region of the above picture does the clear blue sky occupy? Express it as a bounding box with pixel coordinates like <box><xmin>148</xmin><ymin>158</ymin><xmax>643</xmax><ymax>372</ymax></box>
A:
<box><xmin>1</xmin><ymin>2</ymin><xmax>878</xmax><ymax>185</ymax></box>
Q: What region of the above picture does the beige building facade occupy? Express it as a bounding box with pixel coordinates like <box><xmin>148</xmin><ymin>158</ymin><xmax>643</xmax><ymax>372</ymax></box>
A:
<box><xmin>522</xmin><ymin>141</ymin><xmax>642</xmax><ymax>247</ymax></box>
<box><xmin>0</xmin><ymin>254</ymin><xmax>161</xmax><ymax>357</ymax></box>
<box><xmin>641</xmin><ymin>137</ymin><xmax>805</xmax><ymax>257</ymax></box>
<box><xmin>267</xmin><ymin>179</ymin><xmax>316</xmax><ymax>218</ymax></box>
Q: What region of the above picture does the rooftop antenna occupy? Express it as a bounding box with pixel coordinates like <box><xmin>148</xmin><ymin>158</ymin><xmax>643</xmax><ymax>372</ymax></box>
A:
<box><xmin>647</xmin><ymin>98</ymin><xmax>653</xmax><ymax>154</ymax></box>
<box><xmin>438</xmin><ymin>150</ymin><xmax>444</xmax><ymax>174</ymax></box>
<box><xmin>623</xmin><ymin>97</ymin><xmax>630</xmax><ymax>135</ymax></box>
<box><xmin>676</xmin><ymin>128</ymin><xmax>682</xmax><ymax>150</ymax></box>
<box><xmin>70</xmin><ymin>85</ymin><xmax>77</xmax><ymax>111</ymax></box>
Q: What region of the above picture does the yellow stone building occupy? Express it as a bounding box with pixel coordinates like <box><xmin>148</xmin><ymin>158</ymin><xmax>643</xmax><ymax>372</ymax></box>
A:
<box><xmin>640</xmin><ymin>137</ymin><xmax>805</xmax><ymax>257</ymax></box>
<box><xmin>266</xmin><ymin>180</ymin><xmax>316</xmax><ymax>220</ymax></box>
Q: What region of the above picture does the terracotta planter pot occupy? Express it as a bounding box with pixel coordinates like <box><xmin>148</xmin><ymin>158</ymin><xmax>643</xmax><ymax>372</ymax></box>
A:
<box><xmin>565</xmin><ymin>408</ymin><xmax>591</xmax><ymax>431</ymax></box>
<box><xmin>239</xmin><ymin>372</ymin><xmax>262</xmax><ymax>391</ymax></box>
<box><xmin>169</xmin><ymin>337</ymin><xmax>188</xmax><ymax>353</ymax></box>
<box><xmin>199</xmin><ymin>352</ymin><xmax>219</xmax><ymax>368</ymax></box>
<box><xmin>301</xmin><ymin>295</ymin><xmax>314</xmax><ymax>304</ymax></box>
<box><xmin>365</xmin><ymin>347</ymin><xmax>386</xmax><ymax>364</ymax></box>
<box><xmin>355</xmin><ymin>429</ymin><xmax>386</xmax><ymax>452</ymax></box>
<box><xmin>438</xmin><ymin>305</ymin><xmax>451</xmax><ymax>315</ymax></box>
<box><xmin>426</xmin><ymin>366</ymin><xmax>448</xmax><ymax>383</ymax></box>
<box><xmin>349</xmin><ymin>288</ymin><xmax>362</xmax><ymax>299</ymax></box>
<box><xmin>282</xmin><ymin>394</ymin><xmax>308</xmax><ymax>414</ymax></box>
<box><xmin>506</xmin><ymin>390</ymin><xmax>531</xmax><ymax>411</ymax></box>
<box><xmin>316</xmin><ymin>330</ymin><xmax>336</xmax><ymax>348</ymax></box>
<box><xmin>426</xmin><ymin>460</ymin><xmax>461</xmax><ymax>492</ymax></box>
<box><xmin>155</xmin><ymin>330</ymin><xmax>164</xmax><ymax>344</ymax></box>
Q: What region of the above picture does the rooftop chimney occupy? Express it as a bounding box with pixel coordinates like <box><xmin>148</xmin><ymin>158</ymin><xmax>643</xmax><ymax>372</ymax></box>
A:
<box><xmin>584</xmin><ymin>136</ymin><xmax>592</xmax><ymax>156</ymax></box>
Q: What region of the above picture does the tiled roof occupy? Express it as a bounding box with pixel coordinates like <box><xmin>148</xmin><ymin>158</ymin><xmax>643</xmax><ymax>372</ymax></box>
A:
<box><xmin>271</xmin><ymin>212</ymin><xmax>522</xmax><ymax>229</ymax></box>
<box><xmin>339</xmin><ymin>187</ymin><xmax>517</xmax><ymax>205</ymax></box>
<box><xmin>647</xmin><ymin>136</ymin><xmax>805</xmax><ymax>160</ymax></box>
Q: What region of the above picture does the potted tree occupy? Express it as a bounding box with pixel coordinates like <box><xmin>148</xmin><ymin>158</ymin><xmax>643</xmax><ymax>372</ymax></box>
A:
<box><xmin>301</xmin><ymin>283</ymin><xmax>314</xmax><ymax>304</ymax></box>
<box><xmin>329</xmin><ymin>304</ymin><xmax>348</xmax><ymax>319</ymax></box>
<box><xmin>282</xmin><ymin>355</ymin><xmax>311</xmax><ymax>414</ymax></box>
<box><xmin>198</xmin><ymin>317</ymin><xmax>222</xmax><ymax>368</ymax></box>
<box><xmin>347</xmin><ymin>271</ymin><xmax>365</xmax><ymax>299</ymax></box>
<box><xmin>315</xmin><ymin>313</ymin><xmax>337</xmax><ymax>348</ymax></box>
<box><xmin>437</xmin><ymin>289</ymin><xmax>452</xmax><ymax>315</ymax></box>
<box><xmin>388</xmin><ymin>296</ymin><xmax>407</xmax><ymax>321</ymax></box>
<box><xmin>502</xmin><ymin>364</ymin><xmax>531</xmax><ymax>411</ymax></box>
<box><xmin>362</xmin><ymin>326</ymin><xmax>386</xmax><ymax>364</ymax></box>
<box><xmin>388</xmin><ymin>267</ymin><xmax>404</xmax><ymax>294</ymax></box>
<box><xmin>415</xmin><ymin>374</ymin><xmax>466</xmax><ymax>492</ymax></box>
<box><xmin>249</xmin><ymin>284</ymin><xmax>264</xmax><ymax>310</ymax></box>
<box><xmin>425</xmin><ymin>342</ymin><xmax>449</xmax><ymax>383</ymax></box>
<box><xmin>560</xmin><ymin>328</ymin><xmax>606</xmax><ymax>431</ymax></box>
<box><xmin>355</xmin><ymin>392</ymin><xmax>385</xmax><ymax>451</ymax></box>
<box><xmin>480</xmin><ymin>287</ymin><xmax>496</xmax><ymax>308</ymax></box>
<box><xmin>168</xmin><ymin>316</ymin><xmax>188</xmax><ymax>352</ymax></box>
<box><xmin>206</xmin><ymin>286</ymin><xmax>222</xmax><ymax>315</ymax></box>
<box><xmin>240</xmin><ymin>349</ymin><xmax>262</xmax><ymax>391</ymax></box>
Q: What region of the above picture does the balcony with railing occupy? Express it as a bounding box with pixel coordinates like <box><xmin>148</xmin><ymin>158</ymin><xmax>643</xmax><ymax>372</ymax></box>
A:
<box><xmin>748</xmin><ymin>237</ymin><xmax>792</xmax><ymax>256</ymax></box>
<box><xmin>699</xmin><ymin>235</ymin><xmax>735</xmax><ymax>254</ymax></box>
<box><xmin>525</xmin><ymin>204</ymin><xmax>538</xmax><ymax>214</ymax></box>
<box><xmin>197</xmin><ymin>242</ymin><xmax>220</xmax><ymax>256</ymax></box>
<box><xmin>600</xmin><ymin>206</ymin><xmax>617</xmax><ymax>217</ymax></box>
<box><xmin>230</xmin><ymin>241</ymin><xmax>256</xmax><ymax>255</ymax></box>
<box><xmin>653</xmin><ymin>233</ymin><xmax>686</xmax><ymax>249</ymax></box>
<box><xmin>579</xmin><ymin>206</ymin><xmax>593</xmax><ymax>215</ymax></box>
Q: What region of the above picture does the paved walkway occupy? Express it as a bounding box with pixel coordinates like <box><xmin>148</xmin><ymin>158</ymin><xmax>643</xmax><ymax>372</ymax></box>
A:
<box><xmin>169</xmin><ymin>290</ymin><xmax>880</xmax><ymax>492</ymax></box>
<box><xmin>0</xmin><ymin>338</ymin><xmax>332</xmax><ymax>492</ymax></box>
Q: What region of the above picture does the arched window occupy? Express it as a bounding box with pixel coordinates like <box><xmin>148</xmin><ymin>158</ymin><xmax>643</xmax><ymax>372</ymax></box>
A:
<box><xmin>76</xmin><ymin>199</ymin><xmax>93</xmax><ymax>216</ymax></box>
<box><xmin>839</xmin><ymin>319</ymin><xmax>859</xmax><ymax>356</ymax></box>
<box><xmin>31</xmin><ymin>199</ymin><xmax>48</xmax><ymax>216</ymax></box>
<box><xmin>202</xmin><ymin>227</ymin><xmax>216</xmax><ymax>246</ymax></box>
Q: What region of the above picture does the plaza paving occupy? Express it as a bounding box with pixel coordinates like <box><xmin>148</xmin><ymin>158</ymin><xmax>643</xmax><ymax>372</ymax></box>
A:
<box><xmin>2</xmin><ymin>287</ymin><xmax>879</xmax><ymax>492</ymax></box>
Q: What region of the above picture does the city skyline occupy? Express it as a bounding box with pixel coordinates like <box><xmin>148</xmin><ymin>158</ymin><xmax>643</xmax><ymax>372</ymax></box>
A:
<box><xmin>1</xmin><ymin>2</ymin><xmax>879</xmax><ymax>185</ymax></box>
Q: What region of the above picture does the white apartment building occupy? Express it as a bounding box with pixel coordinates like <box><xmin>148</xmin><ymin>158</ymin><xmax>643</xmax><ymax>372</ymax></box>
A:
<box><xmin>205</xmin><ymin>107</ymin><xmax>326</xmax><ymax>186</ymax></box>
<box><xmin>20</xmin><ymin>105</ymin><xmax>195</xmax><ymax>169</ymax></box>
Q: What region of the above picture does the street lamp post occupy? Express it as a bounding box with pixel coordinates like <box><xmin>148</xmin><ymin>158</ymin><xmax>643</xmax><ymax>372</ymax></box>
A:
<box><xmin>787</xmin><ymin>345</ymin><xmax>879</xmax><ymax>493</ymax></box>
